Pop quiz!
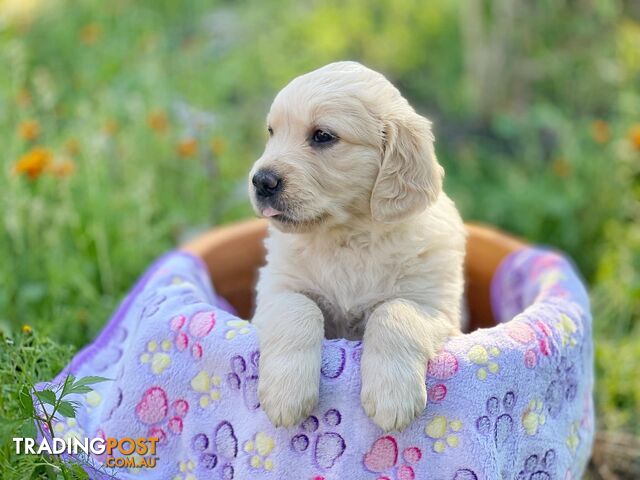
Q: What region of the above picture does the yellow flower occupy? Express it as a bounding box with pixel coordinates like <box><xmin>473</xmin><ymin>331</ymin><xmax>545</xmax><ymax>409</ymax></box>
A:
<box><xmin>177</xmin><ymin>138</ymin><xmax>198</xmax><ymax>158</ymax></box>
<box><xmin>628</xmin><ymin>124</ymin><xmax>640</xmax><ymax>151</ymax></box>
<box><xmin>14</xmin><ymin>147</ymin><xmax>53</xmax><ymax>179</ymax></box>
<box><xmin>18</xmin><ymin>120</ymin><xmax>40</xmax><ymax>141</ymax></box>
<box><xmin>210</xmin><ymin>137</ymin><xmax>226</xmax><ymax>156</ymax></box>
<box><xmin>48</xmin><ymin>159</ymin><xmax>76</xmax><ymax>178</ymax></box>
<box><xmin>148</xmin><ymin>110</ymin><xmax>169</xmax><ymax>132</ymax></box>
<box><xmin>21</xmin><ymin>324</ymin><xmax>33</xmax><ymax>334</ymax></box>
<box><xmin>103</xmin><ymin>120</ymin><xmax>119</xmax><ymax>136</ymax></box>
<box><xmin>590</xmin><ymin>120</ymin><xmax>610</xmax><ymax>144</ymax></box>
<box><xmin>65</xmin><ymin>138</ymin><xmax>80</xmax><ymax>156</ymax></box>
<box><xmin>80</xmin><ymin>23</ymin><xmax>102</xmax><ymax>45</ymax></box>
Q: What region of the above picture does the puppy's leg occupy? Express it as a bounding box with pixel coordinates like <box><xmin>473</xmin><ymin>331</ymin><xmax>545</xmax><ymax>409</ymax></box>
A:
<box><xmin>360</xmin><ymin>299</ymin><xmax>456</xmax><ymax>432</ymax></box>
<box><xmin>253</xmin><ymin>292</ymin><xmax>324</xmax><ymax>428</ymax></box>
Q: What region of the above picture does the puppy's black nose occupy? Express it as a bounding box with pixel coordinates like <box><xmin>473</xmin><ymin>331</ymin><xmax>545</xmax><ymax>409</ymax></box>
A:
<box><xmin>252</xmin><ymin>170</ymin><xmax>282</xmax><ymax>198</ymax></box>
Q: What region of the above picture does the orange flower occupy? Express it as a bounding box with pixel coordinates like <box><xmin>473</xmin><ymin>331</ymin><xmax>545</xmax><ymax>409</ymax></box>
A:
<box><xmin>103</xmin><ymin>120</ymin><xmax>119</xmax><ymax>136</ymax></box>
<box><xmin>177</xmin><ymin>138</ymin><xmax>198</xmax><ymax>158</ymax></box>
<box><xmin>590</xmin><ymin>120</ymin><xmax>610</xmax><ymax>144</ymax></box>
<box><xmin>14</xmin><ymin>147</ymin><xmax>53</xmax><ymax>179</ymax></box>
<box><xmin>210</xmin><ymin>137</ymin><xmax>226</xmax><ymax>156</ymax></box>
<box><xmin>48</xmin><ymin>159</ymin><xmax>76</xmax><ymax>178</ymax></box>
<box><xmin>80</xmin><ymin>23</ymin><xmax>102</xmax><ymax>45</ymax></box>
<box><xmin>18</xmin><ymin>120</ymin><xmax>40</xmax><ymax>141</ymax></box>
<box><xmin>552</xmin><ymin>157</ymin><xmax>571</xmax><ymax>178</ymax></box>
<box><xmin>65</xmin><ymin>138</ymin><xmax>81</xmax><ymax>156</ymax></box>
<box><xmin>628</xmin><ymin>124</ymin><xmax>640</xmax><ymax>151</ymax></box>
<box><xmin>148</xmin><ymin>110</ymin><xmax>169</xmax><ymax>132</ymax></box>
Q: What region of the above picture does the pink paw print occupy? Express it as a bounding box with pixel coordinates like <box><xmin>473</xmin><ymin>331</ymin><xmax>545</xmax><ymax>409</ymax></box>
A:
<box><xmin>363</xmin><ymin>436</ymin><xmax>422</xmax><ymax>480</ymax></box>
<box><xmin>135</xmin><ymin>386</ymin><xmax>189</xmax><ymax>443</ymax></box>
<box><xmin>170</xmin><ymin>311</ymin><xmax>216</xmax><ymax>359</ymax></box>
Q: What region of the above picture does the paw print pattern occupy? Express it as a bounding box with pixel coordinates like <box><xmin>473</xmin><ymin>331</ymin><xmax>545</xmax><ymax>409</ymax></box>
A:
<box><xmin>225</xmin><ymin>319</ymin><xmax>252</xmax><ymax>340</ymax></box>
<box><xmin>453</xmin><ymin>470</ymin><xmax>478</xmax><ymax>480</ymax></box>
<box><xmin>545</xmin><ymin>356</ymin><xmax>578</xmax><ymax>418</ymax></box>
<box><xmin>192</xmin><ymin>421</ymin><xmax>238</xmax><ymax>479</ymax></box>
<box><xmin>170</xmin><ymin>311</ymin><xmax>216</xmax><ymax>360</ymax></box>
<box><xmin>321</xmin><ymin>343</ymin><xmax>346</xmax><ymax>379</ymax></box>
<box><xmin>291</xmin><ymin>409</ymin><xmax>346</xmax><ymax>470</ymax></box>
<box><xmin>476</xmin><ymin>391</ymin><xmax>516</xmax><ymax>448</ymax></box>
<box><xmin>427</xmin><ymin>350</ymin><xmax>459</xmax><ymax>380</ymax></box>
<box><xmin>191</xmin><ymin>370</ymin><xmax>223</xmax><ymax>408</ymax></box>
<box><xmin>425</xmin><ymin>416</ymin><xmax>462</xmax><ymax>453</ymax></box>
<box><xmin>516</xmin><ymin>449</ymin><xmax>556</xmax><ymax>480</ymax></box>
<box><xmin>139</xmin><ymin>339</ymin><xmax>172</xmax><ymax>375</ymax></box>
<box><xmin>135</xmin><ymin>387</ymin><xmax>189</xmax><ymax>442</ymax></box>
<box><xmin>467</xmin><ymin>345</ymin><xmax>500</xmax><ymax>380</ymax></box>
<box><xmin>565</xmin><ymin>422</ymin><xmax>580</xmax><ymax>453</ymax></box>
<box><xmin>226</xmin><ymin>352</ymin><xmax>260</xmax><ymax>410</ymax></box>
<box><xmin>522</xmin><ymin>399</ymin><xmax>546</xmax><ymax>435</ymax></box>
<box><xmin>363</xmin><ymin>435</ymin><xmax>422</xmax><ymax>480</ymax></box>
<box><xmin>141</xmin><ymin>292</ymin><xmax>167</xmax><ymax>318</ymax></box>
<box><xmin>173</xmin><ymin>459</ymin><xmax>197</xmax><ymax>480</ymax></box>
<box><xmin>53</xmin><ymin>417</ymin><xmax>84</xmax><ymax>443</ymax></box>
<box><xmin>85</xmin><ymin>389</ymin><xmax>103</xmax><ymax>410</ymax></box>
<box><xmin>556</xmin><ymin>314</ymin><xmax>578</xmax><ymax>348</ymax></box>
<box><xmin>244</xmin><ymin>432</ymin><xmax>276</xmax><ymax>471</ymax></box>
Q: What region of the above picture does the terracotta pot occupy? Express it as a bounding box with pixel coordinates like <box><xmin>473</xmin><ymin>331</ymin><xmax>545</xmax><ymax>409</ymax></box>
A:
<box><xmin>181</xmin><ymin>219</ymin><xmax>525</xmax><ymax>331</ymax></box>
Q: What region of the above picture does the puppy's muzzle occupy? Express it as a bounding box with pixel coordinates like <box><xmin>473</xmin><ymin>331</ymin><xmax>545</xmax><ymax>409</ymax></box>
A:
<box><xmin>252</xmin><ymin>169</ymin><xmax>282</xmax><ymax>199</ymax></box>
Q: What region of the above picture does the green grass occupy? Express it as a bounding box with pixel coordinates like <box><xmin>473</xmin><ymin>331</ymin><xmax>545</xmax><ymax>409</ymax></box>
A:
<box><xmin>0</xmin><ymin>0</ymin><xmax>639</xmax><ymax>477</ymax></box>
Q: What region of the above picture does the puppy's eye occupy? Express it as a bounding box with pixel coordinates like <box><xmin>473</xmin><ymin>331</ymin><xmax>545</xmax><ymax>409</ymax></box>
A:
<box><xmin>267</xmin><ymin>126</ymin><xmax>273</xmax><ymax>136</ymax></box>
<box><xmin>311</xmin><ymin>129</ymin><xmax>337</xmax><ymax>146</ymax></box>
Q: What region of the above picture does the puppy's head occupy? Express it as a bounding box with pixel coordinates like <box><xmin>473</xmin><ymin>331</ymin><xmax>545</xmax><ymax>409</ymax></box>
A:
<box><xmin>249</xmin><ymin>61</ymin><xmax>444</xmax><ymax>233</ymax></box>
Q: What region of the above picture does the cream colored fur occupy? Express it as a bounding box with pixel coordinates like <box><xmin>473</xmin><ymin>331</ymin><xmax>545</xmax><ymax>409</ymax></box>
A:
<box><xmin>248</xmin><ymin>61</ymin><xmax>466</xmax><ymax>432</ymax></box>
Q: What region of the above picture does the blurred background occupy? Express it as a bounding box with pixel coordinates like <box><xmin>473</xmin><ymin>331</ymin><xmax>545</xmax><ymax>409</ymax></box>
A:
<box><xmin>0</xmin><ymin>0</ymin><xmax>638</xmax><ymax>477</ymax></box>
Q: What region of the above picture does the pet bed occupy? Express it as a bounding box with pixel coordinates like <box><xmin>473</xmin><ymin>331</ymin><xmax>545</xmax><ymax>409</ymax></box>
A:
<box><xmin>39</xmin><ymin>219</ymin><xmax>594</xmax><ymax>479</ymax></box>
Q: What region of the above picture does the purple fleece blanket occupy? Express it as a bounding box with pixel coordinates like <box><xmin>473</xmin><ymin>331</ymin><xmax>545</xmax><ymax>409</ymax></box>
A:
<box><xmin>40</xmin><ymin>246</ymin><xmax>594</xmax><ymax>479</ymax></box>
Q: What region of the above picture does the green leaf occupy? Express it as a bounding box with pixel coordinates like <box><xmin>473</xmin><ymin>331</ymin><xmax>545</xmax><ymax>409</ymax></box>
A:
<box><xmin>18</xmin><ymin>385</ymin><xmax>34</xmax><ymax>417</ymax></box>
<box><xmin>18</xmin><ymin>418</ymin><xmax>37</xmax><ymax>439</ymax></box>
<box><xmin>35</xmin><ymin>389</ymin><xmax>57</xmax><ymax>406</ymax></box>
<box><xmin>56</xmin><ymin>401</ymin><xmax>76</xmax><ymax>418</ymax></box>
<box><xmin>74</xmin><ymin>376</ymin><xmax>110</xmax><ymax>387</ymax></box>
<box><xmin>60</xmin><ymin>374</ymin><xmax>76</xmax><ymax>397</ymax></box>
<box><xmin>67</xmin><ymin>376</ymin><xmax>110</xmax><ymax>395</ymax></box>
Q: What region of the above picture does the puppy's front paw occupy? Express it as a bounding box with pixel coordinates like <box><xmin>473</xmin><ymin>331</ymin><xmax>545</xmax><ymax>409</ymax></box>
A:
<box><xmin>258</xmin><ymin>349</ymin><xmax>320</xmax><ymax>428</ymax></box>
<box><xmin>360</xmin><ymin>352</ymin><xmax>427</xmax><ymax>432</ymax></box>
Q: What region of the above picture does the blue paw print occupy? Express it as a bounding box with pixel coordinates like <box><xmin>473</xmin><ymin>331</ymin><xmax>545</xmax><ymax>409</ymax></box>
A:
<box><xmin>516</xmin><ymin>449</ymin><xmax>555</xmax><ymax>480</ymax></box>
<box><xmin>476</xmin><ymin>391</ymin><xmax>516</xmax><ymax>448</ymax></box>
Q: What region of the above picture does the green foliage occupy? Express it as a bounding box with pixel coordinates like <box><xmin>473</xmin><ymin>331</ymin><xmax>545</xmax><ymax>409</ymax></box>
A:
<box><xmin>0</xmin><ymin>0</ymin><xmax>638</xmax><ymax>476</ymax></box>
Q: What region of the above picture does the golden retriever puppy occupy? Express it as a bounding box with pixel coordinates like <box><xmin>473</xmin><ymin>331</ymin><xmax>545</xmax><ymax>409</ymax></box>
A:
<box><xmin>248</xmin><ymin>61</ymin><xmax>465</xmax><ymax>432</ymax></box>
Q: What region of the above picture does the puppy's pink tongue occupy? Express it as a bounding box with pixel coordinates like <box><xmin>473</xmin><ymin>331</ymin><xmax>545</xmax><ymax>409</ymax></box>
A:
<box><xmin>262</xmin><ymin>207</ymin><xmax>282</xmax><ymax>218</ymax></box>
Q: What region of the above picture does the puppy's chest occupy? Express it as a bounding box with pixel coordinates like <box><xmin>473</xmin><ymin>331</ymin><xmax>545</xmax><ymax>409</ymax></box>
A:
<box><xmin>297</xmin><ymin>250</ymin><xmax>402</xmax><ymax>340</ymax></box>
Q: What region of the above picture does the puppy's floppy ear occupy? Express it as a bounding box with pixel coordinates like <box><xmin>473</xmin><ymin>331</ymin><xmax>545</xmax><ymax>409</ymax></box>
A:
<box><xmin>370</xmin><ymin>111</ymin><xmax>444</xmax><ymax>222</ymax></box>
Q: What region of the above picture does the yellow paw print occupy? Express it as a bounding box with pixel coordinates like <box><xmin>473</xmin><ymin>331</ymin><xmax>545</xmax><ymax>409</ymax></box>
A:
<box><xmin>425</xmin><ymin>415</ymin><xmax>462</xmax><ymax>453</ymax></box>
<box><xmin>557</xmin><ymin>314</ymin><xmax>578</xmax><ymax>347</ymax></box>
<box><xmin>225</xmin><ymin>319</ymin><xmax>252</xmax><ymax>341</ymax></box>
<box><xmin>173</xmin><ymin>459</ymin><xmax>197</xmax><ymax>480</ymax></box>
<box><xmin>244</xmin><ymin>432</ymin><xmax>275</xmax><ymax>471</ymax></box>
<box><xmin>522</xmin><ymin>399</ymin><xmax>546</xmax><ymax>435</ymax></box>
<box><xmin>140</xmin><ymin>339</ymin><xmax>172</xmax><ymax>374</ymax></box>
<box><xmin>468</xmin><ymin>344</ymin><xmax>500</xmax><ymax>380</ymax></box>
<box><xmin>566</xmin><ymin>421</ymin><xmax>580</xmax><ymax>453</ymax></box>
<box><xmin>53</xmin><ymin>418</ymin><xmax>84</xmax><ymax>443</ymax></box>
<box><xmin>190</xmin><ymin>370</ymin><xmax>223</xmax><ymax>408</ymax></box>
<box><xmin>84</xmin><ymin>390</ymin><xmax>102</xmax><ymax>410</ymax></box>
